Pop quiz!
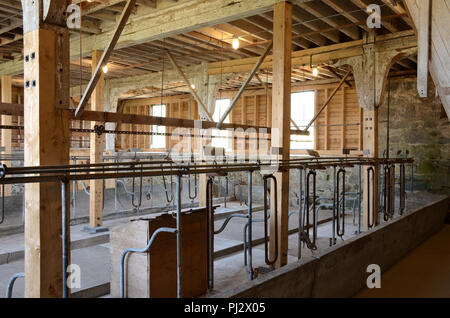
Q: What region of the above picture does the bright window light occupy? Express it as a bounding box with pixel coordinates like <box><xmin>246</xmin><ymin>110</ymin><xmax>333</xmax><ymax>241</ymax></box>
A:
<box><xmin>212</xmin><ymin>99</ymin><xmax>231</xmax><ymax>151</ymax></box>
<box><xmin>291</xmin><ymin>91</ymin><xmax>315</xmax><ymax>150</ymax></box>
<box><xmin>150</xmin><ymin>104</ymin><xmax>166</xmax><ymax>149</ymax></box>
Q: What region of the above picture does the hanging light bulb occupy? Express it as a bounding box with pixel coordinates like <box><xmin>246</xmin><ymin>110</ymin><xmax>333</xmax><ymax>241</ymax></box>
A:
<box><xmin>232</xmin><ymin>37</ymin><xmax>240</xmax><ymax>50</ymax></box>
<box><xmin>312</xmin><ymin>67</ymin><xmax>319</xmax><ymax>77</ymax></box>
<box><xmin>191</xmin><ymin>84</ymin><xmax>196</xmax><ymax>89</ymax></box>
<box><xmin>102</xmin><ymin>64</ymin><xmax>108</xmax><ymax>74</ymax></box>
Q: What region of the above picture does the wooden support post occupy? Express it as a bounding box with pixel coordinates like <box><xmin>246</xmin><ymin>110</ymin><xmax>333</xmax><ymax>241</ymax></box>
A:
<box><xmin>337</xmin><ymin>32</ymin><xmax>416</xmax><ymax>230</ymax></box>
<box><xmin>23</xmin><ymin>10</ymin><xmax>71</xmax><ymax>297</ymax></box>
<box><xmin>270</xmin><ymin>1</ymin><xmax>292</xmax><ymax>268</ymax></box>
<box><xmin>1</xmin><ymin>75</ymin><xmax>12</xmax><ymax>196</ymax></box>
<box><xmin>89</xmin><ymin>50</ymin><xmax>105</xmax><ymax>229</ymax></box>
<box><xmin>363</xmin><ymin>109</ymin><xmax>379</xmax><ymax>229</ymax></box>
<box><xmin>417</xmin><ymin>0</ymin><xmax>430</xmax><ymax>98</ymax></box>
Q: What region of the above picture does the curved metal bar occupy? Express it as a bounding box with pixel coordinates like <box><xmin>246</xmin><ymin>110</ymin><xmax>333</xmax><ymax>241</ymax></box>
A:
<box><xmin>336</xmin><ymin>168</ymin><xmax>346</xmax><ymax>237</ymax></box>
<box><xmin>120</xmin><ymin>227</ymin><xmax>177</xmax><ymax>298</ymax></box>
<box><xmin>383</xmin><ymin>165</ymin><xmax>390</xmax><ymax>221</ymax></box>
<box><xmin>131</xmin><ymin>164</ymin><xmax>144</xmax><ymax>215</ymax></box>
<box><xmin>214</xmin><ymin>213</ymin><xmax>248</xmax><ymax>235</ymax></box>
<box><xmin>5</xmin><ymin>273</ymin><xmax>24</xmax><ymax>298</ymax></box>
<box><xmin>145</xmin><ymin>177</ymin><xmax>153</xmax><ymax>201</ymax></box>
<box><xmin>79</xmin><ymin>180</ymin><xmax>90</xmax><ymax>196</ymax></box>
<box><xmin>223</xmin><ymin>176</ymin><xmax>229</xmax><ymax>208</ymax></box>
<box><xmin>263</xmin><ymin>175</ymin><xmax>278</xmax><ymax>266</ymax></box>
<box><xmin>243</xmin><ymin>217</ymin><xmax>266</xmax><ymax>266</ymax></box>
<box><xmin>367</xmin><ymin>167</ymin><xmax>375</xmax><ymax>229</ymax></box>
<box><xmin>306</xmin><ymin>170</ymin><xmax>317</xmax><ymax>246</ymax></box>
<box><xmin>162</xmin><ymin>163</ymin><xmax>174</xmax><ymax>204</ymax></box>
<box><xmin>389</xmin><ymin>164</ymin><xmax>395</xmax><ymax>219</ymax></box>
<box><xmin>188</xmin><ymin>167</ymin><xmax>198</xmax><ymax>201</ymax></box>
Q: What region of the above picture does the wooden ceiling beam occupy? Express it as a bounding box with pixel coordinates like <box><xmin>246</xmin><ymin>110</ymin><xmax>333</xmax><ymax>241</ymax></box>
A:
<box><xmin>297</xmin><ymin>1</ymin><xmax>360</xmax><ymax>40</ymax></box>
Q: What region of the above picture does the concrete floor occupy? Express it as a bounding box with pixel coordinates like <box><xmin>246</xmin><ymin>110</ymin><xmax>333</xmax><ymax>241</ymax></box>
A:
<box><xmin>356</xmin><ymin>225</ymin><xmax>450</xmax><ymax>298</ymax></box>
<box><xmin>0</xmin><ymin>190</ymin><xmax>446</xmax><ymax>298</ymax></box>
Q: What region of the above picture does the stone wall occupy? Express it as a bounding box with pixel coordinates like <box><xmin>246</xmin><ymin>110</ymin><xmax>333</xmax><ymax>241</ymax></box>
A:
<box><xmin>229</xmin><ymin>75</ymin><xmax>449</xmax><ymax>206</ymax></box>
<box><xmin>379</xmin><ymin>75</ymin><xmax>450</xmax><ymax>193</ymax></box>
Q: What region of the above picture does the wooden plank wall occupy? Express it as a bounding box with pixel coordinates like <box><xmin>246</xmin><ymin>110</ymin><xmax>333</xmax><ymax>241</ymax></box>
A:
<box><xmin>117</xmin><ymin>95</ymin><xmax>199</xmax><ymax>152</ymax></box>
<box><xmin>0</xmin><ymin>86</ymin><xmax>24</xmax><ymax>149</ymax></box>
<box><xmin>314</xmin><ymin>85</ymin><xmax>362</xmax><ymax>152</ymax></box>
<box><xmin>116</xmin><ymin>83</ymin><xmax>363</xmax><ymax>155</ymax></box>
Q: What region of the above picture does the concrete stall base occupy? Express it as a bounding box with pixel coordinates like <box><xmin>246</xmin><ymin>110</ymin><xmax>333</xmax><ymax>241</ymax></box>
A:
<box><xmin>211</xmin><ymin>196</ymin><xmax>450</xmax><ymax>298</ymax></box>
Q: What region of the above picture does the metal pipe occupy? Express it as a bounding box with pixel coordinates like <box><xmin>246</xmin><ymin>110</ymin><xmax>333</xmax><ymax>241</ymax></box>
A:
<box><xmin>131</xmin><ymin>164</ymin><xmax>144</xmax><ymax>216</ymax></box>
<box><xmin>358</xmin><ymin>165</ymin><xmax>362</xmax><ymax>234</ymax></box>
<box><xmin>214</xmin><ymin>213</ymin><xmax>248</xmax><ymax>235</ymax></box>
<box><xmin>0</xmin><ymin>184</ymin><xmax>4</xmax><ymax>224</ymax></box>
<box><xmin>298</xmin><ymin>168</ymin><xmax>303</xmax><ymax>259</ymax></box>
<box><xmin>336</xmin><ymin>168</ymin><xmax>346</xmax><ymax>237</ymax></box>
<box><xmin>175</xmin><ymin>174</ymin><xmax>182</xmax><ymax>298</ymax></box>
<box><xmin>367</xmin><ymin>167</ymin><xmax>375</xmax><ymax>229</ymax></box>
<box><xmin>390</xmin><ymin>164</ymin><xmax>395</xmax><ymax>219</ymax></box>
<box><xmin>5</xmin><ymin>273</ymin><xmax>24</xmax><ymax>298</ymax></box>
<box><xmin>61</xmin><ymin>179</ymin><xmax>70</xmax><ymax>298</ymax></box>
<box><xmin>206</xmin><ymin>177</ymin><xmax>214</xmax><ymax>289</ymax></box>
<box><xmin>188</xmin><ymin>168</ymin><xmax>197</xmax><ymax>201</ymax></box>
<box><xmin>399</xmin><ymin>164</ymin><xmax>406</xmax><ymax>215</ymax></box>
<box><xmin>331</xmin><ymin>166</ymin><xmax>336</xmax><ymax>246</ymax></box>
<box><xmin>120</xmin><ymin>227</ymin><xmax>176</xmax><ymax>298</ymax></box>
<box><xmin>224</xmin><ymin>176</ymin><xmax>229</xmax><ymax>208</ymax></box>
<box><xmin>0</xmin><ymin>158</ymin><xmax>413</xmax><ymax>185</ymax></box>
<box><xmin>247</xmin><ymin>170</ymin><xmax>254</xmax><ymax>280</ymax></box>
<box><xmin>263</xmin><ymin>175</ymin><xmax>278</xmax><ymax>266</ymax></box>
<box><xmin>306</xmin><ymin>170</ymin><xmax>317</xmax><ymax>245</ymax></box>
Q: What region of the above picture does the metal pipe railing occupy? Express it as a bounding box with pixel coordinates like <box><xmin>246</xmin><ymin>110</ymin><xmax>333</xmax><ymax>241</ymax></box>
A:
<box><xmin>120</xmin><ymin>227</ymin><xmax>176</xmax><ymax>298</ymax></box>
<box><xmin>0</xmin><ymin>157</ymin><xmax>414</xmax><ymax>297</ymax></box>
<box><xmin>206</xmin><ymin>177</ymin><xmax>214</xmax><ymax>289</ymax></box>
<box><xmin>367</xmin><ymin>167</ymin><xmax>375</xmax><ymax>229</ymax></box>
<box><xmin>247</xmin><ymin>170</ymin><xmax>254</xmax><ymax>280</ymax></box>
<box><xmin>297</xmin><ymin>168</ymin><xmax>303</xmax><ymax>259</ymax></box>
<box><xmin>306</xmin><ymin>170</ymin><xmax>317</xmax><ymax>247</ymax></box>
<box><xmin>399</xmin><ymin>164</ymin><xmax>406</xmax><ymax>215</ymax></box>
<box><xmin>62</xmin><ymin>179</ymin><xmax>70</xmax><ymax>298</ymax></box>
<box><xmin>336</xmin><ymin>168</ymin><xmax>346</xmax><ymax>238</ymax></box>
<box><xmin>263</xmin><ymin>175</ymin><xmax>278</xmax><ymax>267</ymax></box>
<box><xmin>5</xmin><ymin>273</ymin><xmax>24</xmax><ymax>298</ymax></box>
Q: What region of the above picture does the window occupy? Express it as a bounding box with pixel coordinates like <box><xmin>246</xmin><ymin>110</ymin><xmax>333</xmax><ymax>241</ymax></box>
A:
<box><xmin>291</xmin><ymin>91</ymin><xmax>315</xmax><ymax>150</ymax></box>
<box><xmin>150</xmin><ymin>104</ymin><xmax>166</xmax><ymax>149</ymax></box>
<box><xmin>212</xmin><ymin>99</ymin><xmax>231</xmax><ymax>151</ymax></box>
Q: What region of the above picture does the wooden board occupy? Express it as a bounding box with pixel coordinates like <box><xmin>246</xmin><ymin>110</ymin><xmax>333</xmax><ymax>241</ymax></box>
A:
<box><xmin>110</xmin><ymin>208</ymin><xmax>207</xmax><ymax>298</ymax></box>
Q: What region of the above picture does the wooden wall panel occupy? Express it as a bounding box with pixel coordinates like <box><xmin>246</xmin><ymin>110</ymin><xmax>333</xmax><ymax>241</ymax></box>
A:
<box><xmin>113</xmin><ymin>82</ymin><xmax>363</xmax><ymax>155</ymax></box>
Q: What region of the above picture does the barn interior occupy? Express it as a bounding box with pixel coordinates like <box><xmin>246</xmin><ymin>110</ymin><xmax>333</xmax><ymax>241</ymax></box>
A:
<box><xmin>0</xmin><ymin>0</ymin><xmax>449</xmax><ymax>298</ymax></box>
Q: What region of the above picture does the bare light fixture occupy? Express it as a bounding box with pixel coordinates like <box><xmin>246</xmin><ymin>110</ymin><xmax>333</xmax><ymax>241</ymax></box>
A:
<box><xmin>232</xmin><ymin>37</ymin><xmax>240</xmax><ymax>50</ymax></box>
<box><xmin>312</xmin><ymin>67</ymin><xmax>319</xmax><ymax>77</ymax></box>
<box><xmin>191</xmin><ymin>84</ymin><xmax>196</xmax><ymax>89</ymax></box>
<box><xmin>102</xmin><ymin>65</ymin><xmax>109</xmax><ymax>74</ymax></box>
